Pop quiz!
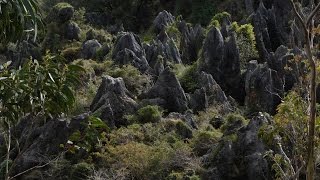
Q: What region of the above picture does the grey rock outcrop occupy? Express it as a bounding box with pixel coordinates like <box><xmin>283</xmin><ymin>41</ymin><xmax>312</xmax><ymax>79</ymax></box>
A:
<box><xmin>114</xmin><ymin>48</ymin><xmax>150</xmax><ymax>73</ymax></box>
<box><xmin>266</xmin><ymin>45</ymin><xmax>299</xmax><ymax>92</ymax></box>
<box><xmin>178</xmin><ymin>21</ymin><xmax>205</xmax><ymax>64</ymax></box>
<box><xmin>206</xmin><ymin>113</ymin><xmax>272</xmax><ymax>180</ymax></box>
<box><xmin>200</xmin><ymin>27</ymin><xmax>243</xmax><ymax>102</ymax></box>
<box><xmin>144</xmin><ymin>38</ymin><xmax>181</xmax><ymax>68</ymax></box>
<box><xmin>112</xmin><ymin>32</ymin><xmax>150</xmax><ymax>73</ymax></box>
<box><xmin>90</xmin><ymin>76</ymin><xmax>138</xmax><ymax>128</ymax></box>
<box><xmin>201</xmin><ymin>27</ymin><xmax>225</xmax><ymax>83</ymax></box>
<box><xmin>81</xmin><ymin>39</ymin><xmax>102</xmax><ymax>59</ymax></box>
<box><xmin>141</xmin><ymin>67</ymin><xmax>188</xmax><ymax>113</ymax></box>
<box><xmin>186</xmin><ymin>71</ymin><xmax>232</xmax><ymax>112</ymax></box>
<box><xmin>167</xmin><ymin>111</ymin><xmax>198</xmax><ymax>129</ymax></box>
<box><xmin>153</xmin><ymin>10</ymin><xmax>175</xmax><ymax>32</ymax></box>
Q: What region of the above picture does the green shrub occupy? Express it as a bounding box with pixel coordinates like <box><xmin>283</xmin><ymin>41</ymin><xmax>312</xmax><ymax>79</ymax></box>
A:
<box><xmin>108</xmin><ymin>124</ymin><xmax>145</xmax><ymax>145</ymax></box>
<box><xmin>108</xmin><ymin>65</ymin><xmax>152</xmax><ymax>97</ymax></box>
<box><xmin>0</xmin><ymin>54</ymin><xmax>83</xmax><ymax>122</ymax></box>
<box><xmin>231</xmin><ymin>22</ymin><xmax>258</xmax><ymax>66</ymax></box>
<box><xmin>70</xmin><ymin>162</ymin><xmax>94</xmax><ymax>180</ymax></box>
<box><xmin>191</xmin><ymin>130</ymin><xmax>222</xmax><ymax>156</ymax></box>
<box><xmin>176</xmin><ymin>63</ymin><xmax>199</xmax><ymax>93</ymax></box>
<box><xmin>176</xmin><ymin>120</ymin><xmax>193</xmax><ymax>139</ymax></box>
<box><xmin>220</xmin><ymin>113</ymin><xmax>247</xmax><ymax>133</ymax></box>
<box><xmin>135</xmin><ymin>105</ymin><xmax>163</xmax><ymax>124</ymax></box>
<box><xmin>61</xmin><ymin>47</ymin><xmax>81</xmax><ymax>62</ymax></box>
<box><xmin>207</xmin><ymin>12</ymin><xmax>231</xmax><ymax>29</ymax></box>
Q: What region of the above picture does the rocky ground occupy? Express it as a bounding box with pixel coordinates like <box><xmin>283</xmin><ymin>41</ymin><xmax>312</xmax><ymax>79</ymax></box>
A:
<box><xmin>0</xmin><ymin>0</ymin><xmax>319</xmax><ymax>179</ymax></box>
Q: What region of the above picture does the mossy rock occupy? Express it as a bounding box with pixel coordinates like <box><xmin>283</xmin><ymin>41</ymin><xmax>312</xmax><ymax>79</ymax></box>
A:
<box><xmin>50</xmin><ymin>3</ymin><xmax>74</xmax><ymax>23</ymax></box>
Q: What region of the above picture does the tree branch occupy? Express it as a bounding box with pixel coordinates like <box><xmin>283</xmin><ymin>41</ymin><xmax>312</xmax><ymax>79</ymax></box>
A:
<box><xmin>290</xmin><ymin>0</ymin><xmax>309</xmax><ymax>35</ymax></box>
<box><xmin>307</xmin><ymin>2</ymin><xmax>320</xmax><ymax>26</ymax></box>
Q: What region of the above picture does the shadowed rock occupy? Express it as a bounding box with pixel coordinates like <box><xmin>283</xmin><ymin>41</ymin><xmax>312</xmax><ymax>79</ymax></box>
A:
<box><xmin>90</xmin><ymin>76</ymin><xmax>138</xmax><ymax>127</ymax></box>
<box><xmin>153</xmin><ymin>10</ymin><xmax>175</xmax><ymax>32</ymax></box>
<box><xmin>245</xmin><ymin>60</ymin><xmax>283</xmax><ymax>114</ymax></box>
<box><xmin>112</xmin><ymin>32</ymin><xmax>150</xmax><ymax>72</ymax></box>
<box><xmin>178</xmin><ymin>21</ymin><xmax>205</xmax><ymax>64</ymax></box>
<box><xmin>81</xmin><ymin>39</ymin><xmax>102</xmax><ymax>59</ymax></box>
<box><xmin>141</xmin><ymin>67</ymin><xmax>188</xmax><ymax>113</ymax></box>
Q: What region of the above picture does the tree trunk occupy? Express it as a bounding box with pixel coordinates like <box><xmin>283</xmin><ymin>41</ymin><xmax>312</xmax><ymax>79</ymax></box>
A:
<box><xmin>306</xmin><ymin>35</ymin><xmax>316</xmax><ymax>180</ymax></box>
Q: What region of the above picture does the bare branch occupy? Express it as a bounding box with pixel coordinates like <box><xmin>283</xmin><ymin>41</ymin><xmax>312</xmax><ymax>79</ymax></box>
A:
<box><xmin>290</xmin><ymin>0</ymin><xmax>309</xmax><ymax>35</ymax></box>
<box><xmin>307</xmin><ymin>2</ymin><xmax>320</xmax><ymax>26</ymax></box>
<box><xmin>8</xmin><ymin>155</ymin><xmax>61</xmax><ymax>180</ymax></box>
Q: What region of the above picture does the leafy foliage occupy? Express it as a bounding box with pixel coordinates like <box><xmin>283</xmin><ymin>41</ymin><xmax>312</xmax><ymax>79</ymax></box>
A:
<box><xmin>258</xmin><ymin>91</ymin><xmax>320</xmax><ymax>179</ymax></box>
<box><xmin>132</xmin><ymin>105</ymin><xmax>163</xmax><ymax>124</ymax></box>
<box><xmin>231</xmin><ymin>22</ymin><xmax>258</xmax><ymax>66</ymax></box>
<box><xmin>0</xmin><ymin>0</ymin><xmax>43</xmax><ymax>43</ymax></box>
<box><xmin>68</xmin><ymin>116</ymin><xmax>109</xmax><ymax>153</ymax></box>
<box><xmin>0</xmin><ymin>53</ymin><xmax>84</xmax><ymax>126</ymax></box>
<box><xmin>207</xmin><ymin>11</ymin><xmax>231</xmax><ymax>29</ymax></box>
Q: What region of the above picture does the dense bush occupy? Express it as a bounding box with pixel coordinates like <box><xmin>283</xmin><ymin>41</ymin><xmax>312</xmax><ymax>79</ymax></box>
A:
<box><xmin>175</xmin><ymin>63</ymin><xmax>199</xmax><ymax>93</ymax></box>
<box><xmin>220</xmin><ymin>113</ymin><xmax>247</xmax><ymax>133</ymax></box>
<box><xmin>207</xmin><ymin>12</ymin><xmax>231</xmax><ymax>29</ymax></box>
<box><xmin>135</xmin><ymin>105</ymin><xmax>163</xmax><ymax>124</ymax></box>
<box><xmin>231</xmin><ymin>22</ymin><xmax>259</xmax><ymax>66</ymax></box>
<box><xmin>191</xmin><ymin>130</ymin><xmax>222</xmax><ymax>156</ymax></box>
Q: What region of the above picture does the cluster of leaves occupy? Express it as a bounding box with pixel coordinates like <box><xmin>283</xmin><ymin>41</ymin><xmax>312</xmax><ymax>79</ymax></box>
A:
<box><xmin>207</xmin><ymin>11</ymin><xmax>231</xmax><ymax>29</ymax></box>
<box><xmin>0</xmin><ymin>0</ymin><xmax>43</xmax><ymax>43</ymax></box>
<box><xmin>231</xmin><ymin>22</ymin><xmax>259</xmax><ymax>66</ymax></box>
<box><xmin>0</xmin><ymin>54</ymin><xmax>84</xmax><ymax>126</ymax></box>
<box><xmin>258</xmin><ymin>91</ymin><xmax>320</xmax><ymax>179</ymax></box>
<box><xmin>128</xmin><ymin>105</ymin><xmax>163</xmax><ymax>124</ymax></box>
<box><xmin>175</xmin><ymin>62</ymin><xmax>199</xmax><ymax>93</ymax></box>
<box><xmin>67</xmin><ymin>116</ymin><xmax>109</xmax><ymax>153</ymax></box>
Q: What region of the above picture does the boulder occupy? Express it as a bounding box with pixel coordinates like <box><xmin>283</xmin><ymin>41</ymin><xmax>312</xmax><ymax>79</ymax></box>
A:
<box><xmin>90</xmin><ymin>76</ymin><xmax>138</xmax><ymax>127</ymax></box>
<box><xmin>186</xmin><ymin>71</ymin><xmax>232</xmax><ymax>113</ymax></box>
<box><xmin>153</xmin><ymin>10</ymin><xmax>175</xmax><ymax>32</ymax></box>
<box><xmin>112</xmin><ymin>32</ymin><xmax>145</xmax><ymax>59</ymax></box>
<box><xmin>112</xmin><ymin>32</ymin><xmax>150</xmax><ymax>72</ymax></box>
<box><xmin>266</xmin><ymin>45</ymin><xmax>299</xmax><ymax>92</ymax></box>
<box><xmin>198</xmin><ymin>72</ymin><xmax>230</xmax><ymax>107</ymax></box>
<box><xmin>141</xmin><ymin>67</ymin><xmax>188</xmax><ymax>113</ymax></box>
<box><xmin>81</xmin><ymin>39</ymin><xmax>102</xmax><ymax>59</ymax></box>
<box><xmin>114</xmin><ymin>49</ymin><xmax>150</xmax><ymax>73</ymax></box>
<box><xmin>187</xmin><ymin>88</ymin><xmax>208</xmax><ymax>112</ymax></box>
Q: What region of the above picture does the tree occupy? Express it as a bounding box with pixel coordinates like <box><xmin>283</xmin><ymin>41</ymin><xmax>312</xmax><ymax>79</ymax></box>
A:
<box><xmin>0</xmin><ymin>0</ymin><xmax>43</xmax><ymax>44</ymax></box>
<box><xmin>0</xmin><ymin>54</ymin><xmax>84</xmax><ymax>180</ymax></box>
<box><xmin>289</xmin><ymin>0</ymin><xmax>320</xmax><ymax>179</ymax></box>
